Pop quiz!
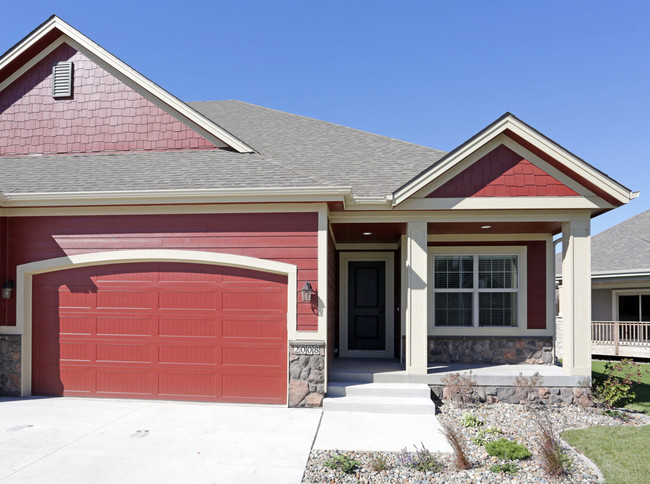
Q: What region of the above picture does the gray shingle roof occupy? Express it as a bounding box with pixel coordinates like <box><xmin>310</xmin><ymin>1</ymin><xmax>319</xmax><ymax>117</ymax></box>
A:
<box><xmin>0</xmin><ymin>100</ymin><xmax>447</xmax><ymax>197</ymax></box>
<box><xmin>556</xmin><ymin>209</ymin><xmax>650</xmax><ymax>275</ymax></box>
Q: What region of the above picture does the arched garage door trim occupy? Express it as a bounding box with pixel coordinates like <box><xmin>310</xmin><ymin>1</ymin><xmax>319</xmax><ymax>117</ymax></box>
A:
<box><xmin>16</xmin><ymin>249</ymin><xmax>297</xmax><ymax>397</ymax></box>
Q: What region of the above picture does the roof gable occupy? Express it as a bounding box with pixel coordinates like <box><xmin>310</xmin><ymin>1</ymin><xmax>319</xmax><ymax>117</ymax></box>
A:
<box><xmin>0</xmin><ymin>16</ymin><xmax>254</xmax><ymax>154</ymax></box>
<box><xmin>427</xmin><ymin>144</ymin><xmax>578</xmax><ymax>198</ymax></box>
<box><xmin>0</xmin><ymin>42</ymin><xmax>215</xmax><ymax>156</ymax></box>
<box><xmin>393</xmin><ymin>113</ymin><xmax>635</xmax><ymax>209</ymax></box>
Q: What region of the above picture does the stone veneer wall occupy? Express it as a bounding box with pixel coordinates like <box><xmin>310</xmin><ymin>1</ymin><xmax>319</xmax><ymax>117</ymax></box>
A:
<box><xmin>428</xmin><ymin>336</ymin><xmax>554</xmax><ymax>365</ymax></box>
<box><xmin>0</xmin><ymin>335</ymin><xmax>21</xmax><ymax>396</ymax></box>
<box><xmin>430</xmin><ymin>384</ymin><xmax>593</xmax><ymax>406</ymax></box>
<box><xmin>288</xmin><ymin>341</ymin><xmax>325</xmax><ymax>408</ymax></box>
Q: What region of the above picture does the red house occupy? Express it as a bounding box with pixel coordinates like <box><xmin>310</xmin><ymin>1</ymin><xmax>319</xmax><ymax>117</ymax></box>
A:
<box><xmin>0</xmin><ymin>16</ymin><xmax>636</xmax><ymax>406</ymax></box>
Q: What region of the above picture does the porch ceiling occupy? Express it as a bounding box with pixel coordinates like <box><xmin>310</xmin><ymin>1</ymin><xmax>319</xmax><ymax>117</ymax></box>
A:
<box><xmin>331</xmin><ymin>222</ymin><xmax>405</xmax><ymax>243</ymax></box>
<box><xmin>428</xmin><ymin>221</ymin><xmax>561</xmax><ymax>235</ymax></box>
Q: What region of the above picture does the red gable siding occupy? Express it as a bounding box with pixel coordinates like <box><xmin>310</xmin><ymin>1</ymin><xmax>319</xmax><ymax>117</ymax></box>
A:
<box><xmin>427</xmin><ymin>145</ymin><xmax>578</xmax><ymax>198</ymax></box>
<box><xmin>1</xmin><ymin>212</ymin><xmax>319</xmax><ymax>332</ymax></box>
<box><xmin>0</xmin><ymin>43</ymin><xmax>215</xmax><ymax>156</ymax></box>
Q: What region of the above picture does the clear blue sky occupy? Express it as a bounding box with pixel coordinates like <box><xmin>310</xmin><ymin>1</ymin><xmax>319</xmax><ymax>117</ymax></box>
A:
<box><xmin>1</xmin><ymin>1</ymin><xmax>648</xmax><ymax>235</ymax></box>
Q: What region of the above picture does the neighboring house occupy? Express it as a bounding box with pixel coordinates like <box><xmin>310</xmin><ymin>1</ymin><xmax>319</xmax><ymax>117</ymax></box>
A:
<box><xmin>556</xmin><ymin>209</ymin><xmax>650</xmax><ymax>358</ymax></box>
<box><xmin>0</xmin><ymin>16</ymin><xmax>637</xmax><ymax>407</ymax></box>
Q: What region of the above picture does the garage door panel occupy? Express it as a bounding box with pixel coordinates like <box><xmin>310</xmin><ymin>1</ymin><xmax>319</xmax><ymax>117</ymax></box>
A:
<box><xmin>97</xmin><ymin>290</ymin><xmax>152</xmax><ymax>309</ymax></box>
<box><xmin>223</xmin><ymin>290</ymin><xmax>285</xmax><ymax>311</ymax></box>
<box><xmin>158</xmin><ymin>373</ymin><xmax>218</xmax><ymax>398</ymax></box>
<box><xmin>222</xmin><ymin>374</ymin><xmax>285</xmax><ymax>403</ymax></box>
<box><xmin>32</xmin><ymin>262</ymin><xmax>288</xmax><ymax>404</ymax></box>
<box><xmin>222</xmin><ymin>346</ymin><xmax>285</xmax><ymax>368</ymax></box>
<box><xmin>60</xmin><ymin>368</ymin><xmax>93</xmax><ymax>394</ymax></box>
<box><xmin>222</xmin><ymin>318</ymin><xmax>285</xmax><ymax>340</ymax></box>
<box><xmin>158</xmin><ymin>318</ymin><xmax>217</xmax><ymax>337</ymax></box>
<box><xmin>96</xmin><ymin>370</ymin><xmax>153</xmax><ymax>394</ymax></box>
<box><xmin>96</xmin><ymin>343</ymin><xmax>152</xmax><ymax>363</ymax></box>
<box><xmin>96</xmin><ymin>317</ymin><xmax>151</xmax><ymax>336</ymax></box>
<box><xmin>158</xmin><ymin>291</ymin><xmax>217</xmax><ymax>310</ymax></box>
<box><xmin>60</xmin><ymin>342</ymin><xmax>92</xmax><ymax>362</ymax></box>
<box><xmin>158</xmin><ymin>345</ymin><xmax>217</xmax><ymax>365</ymax></box>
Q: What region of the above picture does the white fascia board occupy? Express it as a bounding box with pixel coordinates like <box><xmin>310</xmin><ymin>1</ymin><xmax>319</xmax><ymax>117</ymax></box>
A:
<box><xmin>0</xmin><ymin>186</ymin><xmax>352</xmax><ymax>207</ymax></box>
<box><xmin>0</xmin><ymin>17</ymin><xmax>254</xmax><ymax>154</ymax></box>
<box><xmin>591</xmin><ymin>269</ymin><xmax>650</xmax><ymax>279</ymax></box>
<box><xmin>392</xmin><ymin>115</ymin><xmax>635</xmax><ymax>206</ymax></box>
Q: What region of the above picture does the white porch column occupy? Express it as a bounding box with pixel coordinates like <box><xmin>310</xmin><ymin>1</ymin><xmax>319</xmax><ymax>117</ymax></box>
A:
<box><xmin>405</xmin><ymin>221</ymin><xmax>428</xmax><ymax>375</ymax></box>
<box><xmin>561</xmin><ymin>217</ymin><xmax>592</xmax><ymax>376</ymax></box>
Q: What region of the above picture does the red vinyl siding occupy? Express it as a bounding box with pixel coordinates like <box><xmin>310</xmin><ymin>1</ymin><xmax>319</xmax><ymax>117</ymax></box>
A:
<box><xmin>427</xmin><ymin>145</ymin><xmax>578</xmax><ymax>198</ymax></box>
<box><xmin>3</xmin><ymin>212</ymin><xmax>318</xmax><ymax>331</ymax></box>
<box><xmin>32</xmin><ymin>262</ymin><xmax>287</xmax><ymax>403</ymax></box>
<box><xmin>428</xmin><ymin>241</ymin><xmax>547</xmax><ymax>329</ymax></box>
<box><xmin>0</xmin><ymin>43</ymin><xmax>214</xmax><ymax>156</ymax></box>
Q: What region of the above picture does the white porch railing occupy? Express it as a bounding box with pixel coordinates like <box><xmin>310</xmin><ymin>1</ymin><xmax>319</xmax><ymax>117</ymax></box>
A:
<box><xmin>592</xmin><ymin>321</ymin><xmax>650</xmax><ymax>356</ymax></box>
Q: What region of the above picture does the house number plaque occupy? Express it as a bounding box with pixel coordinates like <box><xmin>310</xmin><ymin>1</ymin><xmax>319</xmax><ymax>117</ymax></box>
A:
<box><xmin>293</xmin><ymin>345</ymin><xmax>320</xmax><ymax>356</ymax></box>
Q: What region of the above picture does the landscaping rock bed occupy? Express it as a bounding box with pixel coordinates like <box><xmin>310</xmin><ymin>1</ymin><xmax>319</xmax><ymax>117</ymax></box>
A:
<box><xmin>303</xmin><ymin>403</ymin><xmax>650</xmax><ymax>483</ymax></box>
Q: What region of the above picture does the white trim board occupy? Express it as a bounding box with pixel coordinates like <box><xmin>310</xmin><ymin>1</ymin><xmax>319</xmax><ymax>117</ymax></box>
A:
<box><xmin>3</xmin><ymin>249</ymin><xmax>298</xmax><ymax>398</ymax></box>
<box><xmin>339</xmin><ymin>252</ymin><xmax>395</xmax><ymax>358</ymax></box>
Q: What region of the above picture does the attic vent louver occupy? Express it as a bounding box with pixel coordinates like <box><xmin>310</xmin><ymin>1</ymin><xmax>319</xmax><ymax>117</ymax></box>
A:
<box><xmin>52</xmin><ymin>62</ymin><xmax>73</xmax><ymax>98</ymax></box>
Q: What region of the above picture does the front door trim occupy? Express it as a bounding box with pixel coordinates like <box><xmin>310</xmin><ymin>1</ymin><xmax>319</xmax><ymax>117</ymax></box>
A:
<box><xmin>339</xmin><ymin>252</ymin><xmax>394</xmax><ymax>358</ymax></box>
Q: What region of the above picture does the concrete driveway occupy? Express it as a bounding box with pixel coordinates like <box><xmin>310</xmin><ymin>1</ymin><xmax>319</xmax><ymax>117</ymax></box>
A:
<box><xmin>0</xmin><ymin>397</ymin><xmax>322</xmax><ymax>484</ymax></box>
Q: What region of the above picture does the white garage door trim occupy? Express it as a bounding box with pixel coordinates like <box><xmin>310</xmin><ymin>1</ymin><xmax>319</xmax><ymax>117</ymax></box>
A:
<box><xmin>9</xmin><ymin>249</ymin><xmax>297</xmax><ymax>397</ymax></box>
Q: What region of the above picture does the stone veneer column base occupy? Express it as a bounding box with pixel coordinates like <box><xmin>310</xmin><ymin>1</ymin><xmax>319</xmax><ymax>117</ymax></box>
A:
<box><xmin>0</xmin><ymin>335</ymin><xmax>21</xmax><ymax>397</ymax></box>
<box><xmin>288</xmin><ymin>340</ymin><xmax>325</xmax><ymax>408</ymax></box>
<box><xmin>428</xmin><ymin>336</ymin><xmax>554</xmax><ymax>365</ymax></box>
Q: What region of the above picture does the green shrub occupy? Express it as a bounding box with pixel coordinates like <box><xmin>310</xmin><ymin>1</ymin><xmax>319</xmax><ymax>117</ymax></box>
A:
<box><xmin>593</xmin><ymin>359</ymin><xmax>647</xmax><ymax>408</ymax></box>
<box><xmin>490</xmin><ymin>462</ymin><xmax>519</xmax><ymax>475</ymax></box>
<box><xmin>484</xmin><ymin>438</ymin><xmax>532</xmax><ymax>460</ymax></box>
<box><xmin>462</xmin><ymin>411</ymin><xmax>484</xmax><ymax>428</ymax></box>
<box><xmin>324</xmin><ymin>453</ymin><xmax>360</xmax><ymax>474</ymax></box>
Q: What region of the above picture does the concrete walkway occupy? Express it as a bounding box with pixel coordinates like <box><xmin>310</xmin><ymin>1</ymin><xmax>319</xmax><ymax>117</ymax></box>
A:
<box><xmin>313</xmin><ymin>411</ymin><xmax>452</xmax><ymax>453</ymax></box>
<box><xmin>0</xmin><ymin>397</ymin><xmax>321</xmax><ymax>484</ymax></box>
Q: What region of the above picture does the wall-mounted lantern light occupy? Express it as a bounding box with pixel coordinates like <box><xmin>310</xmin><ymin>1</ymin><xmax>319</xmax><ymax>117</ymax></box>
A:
<box><xmin>301</xmin><ymin>281</ymin><xmax>314</xmax><ymax>302</ymax></box>
<box><xmin>1</xmin><ymin>281</ymin><xmax>14</xmax><ymax>299</ymax></box>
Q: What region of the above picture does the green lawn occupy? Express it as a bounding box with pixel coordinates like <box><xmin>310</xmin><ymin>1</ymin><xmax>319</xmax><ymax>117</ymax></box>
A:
<box><xmin>563</xmin><ymin>426</ymin><xmax>650</xmax><ymax>484</ymax></box>
<box><xmin>591</xmin><ymin>360</ymin><xmax>650</xmax><ymax>415</ymax></box>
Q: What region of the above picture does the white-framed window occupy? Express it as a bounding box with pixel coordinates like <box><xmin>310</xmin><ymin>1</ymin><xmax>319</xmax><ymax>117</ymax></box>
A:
<box><xmin>429</xmin><ymin>246</ymin><xmax>527</xmax><ymax>329</ymax></box>
<box><xmin>614</xmin><ymin>291</ymin><xmax>650</xmax><ymax>322</ymax></box>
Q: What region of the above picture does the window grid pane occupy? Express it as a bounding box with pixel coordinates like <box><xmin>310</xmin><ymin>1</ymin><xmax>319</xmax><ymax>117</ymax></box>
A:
<box><xmin>435</xmin><ymin>292</ymin><xmax>472</xmax><ymax>326</ymax></box>
<box><xmin>478</xmin><ymin>255</ymin><xmax>518</xmax><ymax>289</ymax></box>
<box><xmin>479</xmin><ymin>293</ymin><xmax>517</xmax><ymax>327</ymax></box>
<box><xmin>434</xmin><ymin>256</ymin><xmax>473</xmax><ymax>289</ymax></box>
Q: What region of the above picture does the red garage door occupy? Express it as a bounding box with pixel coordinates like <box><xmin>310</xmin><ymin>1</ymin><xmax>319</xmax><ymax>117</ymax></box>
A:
<box><xmin>31</xmin><ymin>262</ymin><xmax>288</xmax><ymax>404</ymax></box>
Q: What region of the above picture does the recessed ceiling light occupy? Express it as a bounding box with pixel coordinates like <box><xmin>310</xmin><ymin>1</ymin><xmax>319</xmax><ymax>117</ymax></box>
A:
<box><xmin>481</xmin><ymin>225</ymin><xmax>492</xmax><ymax>229</ymax></box>
<box><xmin>362</xmin><ymin>232</ymin><xmax>372</xmax><ymax>236</ymax></box>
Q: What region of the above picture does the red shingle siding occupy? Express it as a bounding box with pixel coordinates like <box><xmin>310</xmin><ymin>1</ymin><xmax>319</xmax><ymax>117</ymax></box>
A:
<box><xmin>0</xmin><ymin>43</ymin><xmax>215</xmax><ymax>156</ymax></box>
<box><xmin>427</xmin><ymin>145</ymin><xmax>578</xmax><ymax>198</ymax></box>
<box><xmin>1</xmin><ymin>212</ymin><xmax>318</xmax><ymax>331</ymax></box>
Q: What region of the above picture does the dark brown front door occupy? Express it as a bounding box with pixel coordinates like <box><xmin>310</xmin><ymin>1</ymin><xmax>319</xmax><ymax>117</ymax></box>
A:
<box><xmin>347</xmin><ymin>261</ymin><xmax>386</xmax><ymax>351</ymax></box>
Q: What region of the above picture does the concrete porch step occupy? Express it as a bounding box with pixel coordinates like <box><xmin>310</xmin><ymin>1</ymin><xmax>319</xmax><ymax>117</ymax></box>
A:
<box><xmin>323</xmin><ymin>395</ymin><xmax>435</xmax><ymax>414</ymax></box>
<box><xmin>327</xmin><ymin>381</ymin><xmax>431</xmax><ymax>398</ymax></box>
<box><xmin>323</xmin><ymin>382</ymin><xmax>435</xmax><ymax>414</ymax></box>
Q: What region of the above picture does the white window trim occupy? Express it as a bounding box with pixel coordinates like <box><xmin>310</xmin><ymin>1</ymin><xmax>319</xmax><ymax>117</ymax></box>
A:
<box><xmin>612</xmin><ymin>289</ymin><xmax>650</xmax><ymax>322</ymax></box>
<box><xmin>428</xmin><ymin>246</ymin><xmax>527</xmax><ymax>335</ymax></box>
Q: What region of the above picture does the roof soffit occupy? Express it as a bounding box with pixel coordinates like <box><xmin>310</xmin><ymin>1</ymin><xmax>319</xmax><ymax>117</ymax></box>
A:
<box><xmin>0</xmin><ymin>16</ymin><xmax>255</xmax><ymax>153</ymax></box>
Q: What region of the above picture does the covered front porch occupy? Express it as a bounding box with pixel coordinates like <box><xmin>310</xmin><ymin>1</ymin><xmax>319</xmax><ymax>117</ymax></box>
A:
<box><xmin>327</xmin><ymin>213</ymin><xmax>593</xmax><ymax>381</ymax></box>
